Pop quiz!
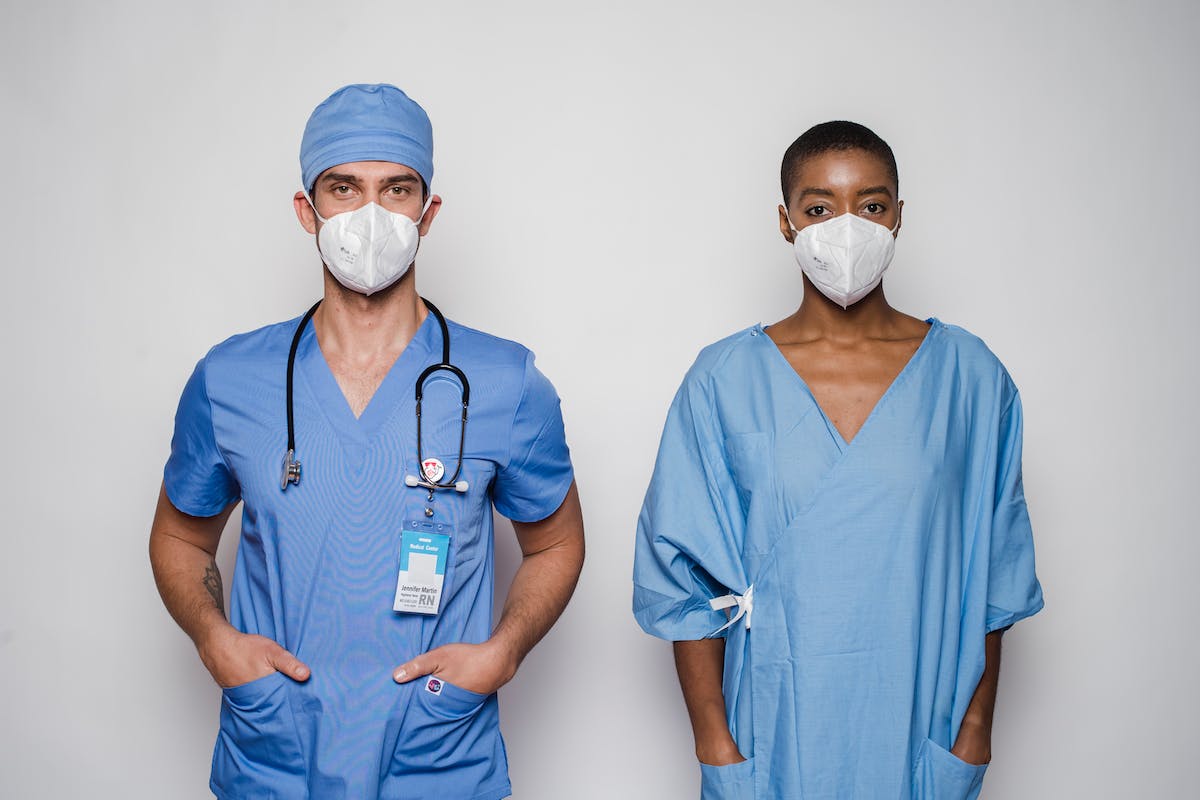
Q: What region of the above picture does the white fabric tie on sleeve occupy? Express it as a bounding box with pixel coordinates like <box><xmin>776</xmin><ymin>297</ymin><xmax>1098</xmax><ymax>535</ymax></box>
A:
<box><xmin>709</xmin><ymin>584</ymin><xmax>754</xmax><ymax>635</ymax></box>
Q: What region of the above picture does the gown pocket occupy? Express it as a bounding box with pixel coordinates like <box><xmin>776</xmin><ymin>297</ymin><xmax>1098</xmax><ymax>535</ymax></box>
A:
<box><xmin>212</xmin><ymin>671</ymin><xmax>307</xmax><ymax>795</ymax></box>
<box><xmin>699</xmin><ymin>757</ymin><xmax>754</xmax><ymax>800</ymax></box>
<box><xmin>911</xmin><ymin>737</ymin><xmax>987</xmax><ymax>800</ymax></box>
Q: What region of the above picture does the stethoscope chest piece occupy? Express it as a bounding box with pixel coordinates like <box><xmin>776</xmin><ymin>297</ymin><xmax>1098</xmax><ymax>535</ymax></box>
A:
<box><xmin>281</xmin><ymin>449</ymin><xmax>301</xmax><ymax>491</ymax></box>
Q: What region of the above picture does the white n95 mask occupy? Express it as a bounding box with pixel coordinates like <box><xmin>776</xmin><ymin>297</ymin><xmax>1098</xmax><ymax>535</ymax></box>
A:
<box><xmin>790</xmin><ymin>212</ymin><xmax>899</xmax><ymax>308</ymax></box>
<box><xmin>309</xmin><ymin>198</ymin><xmax>430</xmax><ymax>295</ymax></box>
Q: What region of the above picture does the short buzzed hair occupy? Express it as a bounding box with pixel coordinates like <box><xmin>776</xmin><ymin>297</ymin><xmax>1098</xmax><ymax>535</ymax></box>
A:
<box><xmin>780</xmin><ymin>121</ymin><xmax>899</xmax><ymax>205</ymax></box>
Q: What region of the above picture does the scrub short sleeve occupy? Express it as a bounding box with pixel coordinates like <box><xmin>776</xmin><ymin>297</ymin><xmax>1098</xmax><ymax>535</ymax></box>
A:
<box><xmin>163</xmin><ymin>357</ymin><xmax>240</xmax><ymax>517</ymax></box>
<box><xmin>633</xmin><ymin>375</ymin><xmax>747</xmax><ymax>642</ymax></box>
<box><xmin>986</xmin><ymin>391</ymin><xmax>1043</xmax><ymax>631</ymax></box>
<box><xmin>491</xmin><ymin>352</ymin><xmax>573</xmax><ymax>523</ymax></box>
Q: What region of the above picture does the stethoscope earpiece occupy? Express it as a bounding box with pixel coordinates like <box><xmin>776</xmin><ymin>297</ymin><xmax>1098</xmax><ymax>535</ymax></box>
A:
<box><xmin>404</xmin><ymin>475</ymin><xmax>470</xmax><ymax>494</ymax></box>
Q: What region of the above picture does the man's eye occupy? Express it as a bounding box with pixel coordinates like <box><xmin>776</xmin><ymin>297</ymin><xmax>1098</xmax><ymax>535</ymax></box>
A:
<box><xmin>389</xmin><ymin>186</ymin><xmax>410</xmax><ymax>195</ymax></box>
<box><xmin>333</xmin><ymin>185</ymin><xmax>351</xmax><ymax>195</ymax></box>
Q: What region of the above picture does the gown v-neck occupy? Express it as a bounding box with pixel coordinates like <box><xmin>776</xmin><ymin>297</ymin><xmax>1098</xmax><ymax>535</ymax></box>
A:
<box><xmin>759</xmin><ymin>319</ymin><xmax>937</xmax><ymax>450</ymax></box>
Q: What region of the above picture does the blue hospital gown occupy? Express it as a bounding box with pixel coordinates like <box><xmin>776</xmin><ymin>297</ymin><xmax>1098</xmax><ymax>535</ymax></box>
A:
<box><xmin>632</xmin><ymin>319</ymin><xmax>1043</xmax><ymax>800</ymax></box>
<box><xmin>165</xmin><ymin>310</ymin><xmax>573</xmax><ymax>799</ymax></box>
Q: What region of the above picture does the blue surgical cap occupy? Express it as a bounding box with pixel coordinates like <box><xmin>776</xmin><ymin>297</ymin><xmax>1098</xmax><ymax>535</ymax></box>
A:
<box><xmin>300</xmin><ymin>84</ymin><xmax>434</xmax><ymax>193</ymax></box>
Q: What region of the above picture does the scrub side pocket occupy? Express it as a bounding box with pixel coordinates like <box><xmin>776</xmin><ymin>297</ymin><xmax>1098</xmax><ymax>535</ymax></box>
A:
<box><xmin>911</xmin><ymin>737</ymin><xmax>987</xmax><ymax>800</ymax></box>
<box><xmin>699</xmin><ymin>757</ymin><xmax>755</xmax><ymax>800</ymax></box>
<box><xmin>212</xmin><ymin>672</ymin><xmax>307</xmax><ymax>794</ymax></box>
<box><xmin>379</xmin><ymin>677</ymin><xmax>507</xmax><ymax>798</ymax></box>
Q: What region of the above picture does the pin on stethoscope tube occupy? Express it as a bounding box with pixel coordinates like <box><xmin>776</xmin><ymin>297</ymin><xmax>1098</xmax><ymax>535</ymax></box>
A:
<box><xmin>280</xmin><ymin>297</ymin><xmax>470</xmax><ymax>501</ymax></box>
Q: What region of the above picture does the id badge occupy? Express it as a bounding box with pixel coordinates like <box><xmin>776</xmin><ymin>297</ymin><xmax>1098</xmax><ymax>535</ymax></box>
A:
<box><xmin>393</xmin><ymin>520</ymin><xmax>451</xmax><ymax>615</ymax></box>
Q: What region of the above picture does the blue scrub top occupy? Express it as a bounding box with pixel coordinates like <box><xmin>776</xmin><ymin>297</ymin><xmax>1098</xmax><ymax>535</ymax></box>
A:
<box><xmin>632</xmin><ymin>319</ymin><xmax>1043</xmax><ymax>800</ymax></box>
<box><xmin>165</xmin><ymin>310</ymin><xmax>573</xmax><ymax>800</ymax></box>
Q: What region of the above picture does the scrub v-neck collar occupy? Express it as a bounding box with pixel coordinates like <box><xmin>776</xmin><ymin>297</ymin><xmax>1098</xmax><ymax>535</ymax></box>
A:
<box><xmin>296</xmin><ymin>310</ymin><xmax>439</xmax><ymax>445</ymax></box>
<box><xmin>757</xmin><ymin>318</ymin><xmax>941</xmax><ymax>452</ymax></box>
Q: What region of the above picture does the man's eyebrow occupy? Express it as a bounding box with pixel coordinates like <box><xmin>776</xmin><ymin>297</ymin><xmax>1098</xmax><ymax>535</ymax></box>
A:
<box><xmin>857</xmin><ymin>185</ymin><xmax>894</xmax><ymax>198</ymax></box>
<box><xmin>319</xmin><ymin>172</ymin><xmax>360</xmax><ymax>185</ymax></box>
<box><xmin>381</xmin><ymin>174</ymin><xmax>420</xmax><ymax>185</ymax></box>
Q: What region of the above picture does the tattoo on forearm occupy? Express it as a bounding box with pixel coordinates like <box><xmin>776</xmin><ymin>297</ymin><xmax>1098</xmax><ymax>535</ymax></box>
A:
<box><xmin>203</xmin><ymin>560</ymin><xmax>225</xmax><ymax>614</ymax></box>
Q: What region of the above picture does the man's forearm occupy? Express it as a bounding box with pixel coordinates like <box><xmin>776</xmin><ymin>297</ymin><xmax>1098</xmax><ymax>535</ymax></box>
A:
<box><xmin>491</xmin><ymin>483</ymin><xmax>585</xmax><ymax>674</ymax></box>
<box><xmin>148</xmin><ymin>486</ymin><xmax>236</xmax><ymax>651</ymax></box>
<box><xmin>150</xmin><ymin>533</ymin><xmax>229</xmax><ymax>644</ymax></box>
<box><xmin>489</xmin><ymin>540</ymin><xmax>583</xmax><ymax>672</ymax></box>
<box><xmin>150</xmin><ymin>484</ymin><xmax>310</xmax><ymax>688</ymax></box>
<box><xmin>674</xmin><ymin>638</ymin><xmax>744</xmax><ymax>765</ymax></box>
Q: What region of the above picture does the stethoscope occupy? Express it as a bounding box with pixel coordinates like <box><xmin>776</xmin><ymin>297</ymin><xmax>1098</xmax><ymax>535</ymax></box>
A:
<box><xmin>280</xmin><ymin>298</ymin><xmax>470</xmax><ymax>512</ymax></box>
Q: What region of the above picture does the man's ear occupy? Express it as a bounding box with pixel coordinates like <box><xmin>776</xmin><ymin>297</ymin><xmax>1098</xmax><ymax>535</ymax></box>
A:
<box><xmin>294</xmin><ymin>191</ymin><xmax>318</xmax><ymax>234</ymax></box>
<box><xmin>417</xmin><ymin>195</ymin><xmax>443</xmax><ymax>236</ymax></box>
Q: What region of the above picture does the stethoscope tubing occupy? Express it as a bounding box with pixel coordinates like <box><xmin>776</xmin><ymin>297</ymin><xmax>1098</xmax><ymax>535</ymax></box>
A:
<box><xmin>414</xmin><ymin>299</ymin><xmax>470</xmax><ymax>491</ymax></box>
<box><xmin>286</xmin><ymin>301</ymin><xmax>322</xmax><ymax>459</ymax></box>
<box><xmin>280</xmin><ymin>297</ymin><xmax>469</xmax><ymax>494</ymax></box>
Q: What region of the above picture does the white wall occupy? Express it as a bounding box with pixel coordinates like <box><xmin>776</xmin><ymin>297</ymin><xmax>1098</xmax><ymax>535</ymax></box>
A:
<box><xmin>1</xmin><ymin>1</ymin><xmax>1197</xmax><ymax>797</ymax></box>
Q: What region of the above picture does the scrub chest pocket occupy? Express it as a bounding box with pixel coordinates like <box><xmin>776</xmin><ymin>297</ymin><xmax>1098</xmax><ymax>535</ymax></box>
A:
<box><xmin>411</xmin><ymin>454</ymin><xmax>495</xmax><ymax>558</ymax></box>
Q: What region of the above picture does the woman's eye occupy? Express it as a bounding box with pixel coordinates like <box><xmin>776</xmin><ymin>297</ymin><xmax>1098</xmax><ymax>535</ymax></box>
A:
<box><xmin>864</xmin><ymin>202</ymin><xmax>885</xmax><ymax>214</ymax></box>
<box><xmin>806</xmin><ymin>205</ymin><xmax>828</xmax><ymax>217</ymax></box>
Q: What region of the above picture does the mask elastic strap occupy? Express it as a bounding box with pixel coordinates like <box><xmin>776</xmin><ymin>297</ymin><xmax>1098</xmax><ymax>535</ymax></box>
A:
<box><xmin>303</xmin><ymin>191</ymin><xmax>329</xmax><ymax>225</ymax></box>
<box><xmin>415</xmin><ymin>194</ymin><xmax>434</xmax><ymax>227</ymax></box>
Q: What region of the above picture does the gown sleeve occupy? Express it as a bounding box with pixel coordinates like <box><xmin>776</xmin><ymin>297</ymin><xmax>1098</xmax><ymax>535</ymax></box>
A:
<box><xmin>491</xmin><ymin>351</ymin><xmax>575</xmax><ymax>524</ymax></box>
<box><xmin>985</xmin><ymin>390</ymin><xmax>1044</xmax><ymax>632</ymax></box>
<box><xmin>633</xmin><ymin>371</ymin><xmax>749</xmax><ymax>641</ymax></box>
<box><xmin>163</xmin><ymin>356</ymin><xmax>240</xmax><ymax>517</ymax></box>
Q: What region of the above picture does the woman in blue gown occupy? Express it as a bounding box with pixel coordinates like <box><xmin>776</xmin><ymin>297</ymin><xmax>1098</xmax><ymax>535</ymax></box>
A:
<box><xmin>632</xmin><ymin>121</ymin><xmax>1043</xmax><ymax>800</ymax></box>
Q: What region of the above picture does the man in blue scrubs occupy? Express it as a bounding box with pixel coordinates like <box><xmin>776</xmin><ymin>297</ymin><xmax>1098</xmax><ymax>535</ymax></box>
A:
<box><xmin>633</xmin><ymin>121</ymin><xmax>1042</xmax><ymax>799</ymax></box>
<box><xmin>150</xmin><ymin>84</ymin><xmax>585</xmax><ymax>799</ymax></box>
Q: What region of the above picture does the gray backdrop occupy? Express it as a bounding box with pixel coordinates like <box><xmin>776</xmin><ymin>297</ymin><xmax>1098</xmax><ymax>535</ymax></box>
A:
<box><xmin>2</xmin><ymin>1</ymin><xmax>1197</xmax><ymax>797</ymax></box>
